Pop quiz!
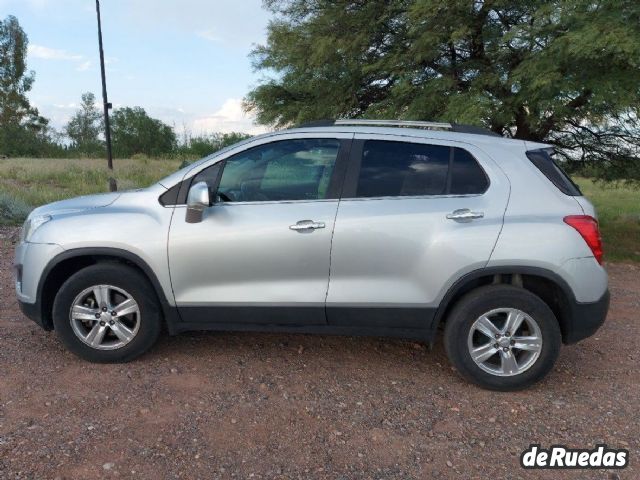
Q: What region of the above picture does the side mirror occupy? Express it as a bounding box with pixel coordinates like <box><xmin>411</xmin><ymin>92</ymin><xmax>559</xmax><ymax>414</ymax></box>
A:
<box><xmin>185</xmin><ymin>181</ymin><xmax>210</xmax><ymax>224</ymax></box>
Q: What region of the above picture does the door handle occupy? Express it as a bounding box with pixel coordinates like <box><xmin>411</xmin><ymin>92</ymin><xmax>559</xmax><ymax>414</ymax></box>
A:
<box><xmin>289</xmin><ymin>220</ymin><xmax>326</xmax><ymax>231</ymax></box>
<box><xmin>446</xmin><ymin>209</ymin><xmax>485</xmax><ymax>222</ymax></box>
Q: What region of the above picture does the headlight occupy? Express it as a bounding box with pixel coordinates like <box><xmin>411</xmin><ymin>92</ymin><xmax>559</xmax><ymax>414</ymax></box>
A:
<box><xmin>21</xmin><ymin>215</ymin><xmax>52</xmax><ymax>242</ymax></box>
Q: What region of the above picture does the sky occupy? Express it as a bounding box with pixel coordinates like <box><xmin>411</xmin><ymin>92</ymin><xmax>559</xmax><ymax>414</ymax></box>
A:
<box><xmin>0</xmin><ymin>0</ymin><xmax>272</xmax><ymax>135</ymax></box>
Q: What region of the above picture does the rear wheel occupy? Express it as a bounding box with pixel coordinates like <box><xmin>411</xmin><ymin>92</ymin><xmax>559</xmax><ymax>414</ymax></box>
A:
<box><xmin>52</xmin><ymin>264</ymin><xmax>162</xmax><ymax>363</ymax></box>
<box><xmin>444</xmin><ymin>285</ymin><xmax>561</xmax><ymax>390</ymax></box>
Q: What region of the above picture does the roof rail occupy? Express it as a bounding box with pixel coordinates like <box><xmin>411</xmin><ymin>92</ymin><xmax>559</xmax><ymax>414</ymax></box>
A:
<box><xmin>334</xmin><ymin>119</ymin><xmax>453</xmax><ymax>130</ymax></box>
<box><xmin>296</xmin><ymin>119</ymin><xmax>501</xmax><ymax>137</ymax></box>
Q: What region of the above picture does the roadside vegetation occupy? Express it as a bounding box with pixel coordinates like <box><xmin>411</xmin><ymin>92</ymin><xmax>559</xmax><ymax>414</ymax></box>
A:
<box><xmin>0</xmin><ymin>157</ymin><xmax>637</xmax><ymax>263</ymax></box>
<box><xmin>574</xmin><ymin>178</ymin><xmax>640</xmax><ymax>263</ymax></box>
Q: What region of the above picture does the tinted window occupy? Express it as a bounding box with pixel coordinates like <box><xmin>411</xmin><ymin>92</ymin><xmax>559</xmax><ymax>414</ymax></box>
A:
<box><xmin>526</xmin><ymin>149</ymin><xmax>581</xmax><ymax>196</ymax></box>
<box><xmin>357</xmin><ymin>141</ymin><xmax>450</xmax><ymax>198</ymax></box>
<box><xmin>192</xmin><ymin>162</ymin><xmax>223</xmax><ymax>199</ymax></box>
<box><xmin>450</xmin><ymin>148</ymin><xmax>489</xmax><ymax>194</ymax></box>
<box><xmin>216</xmin><ymin>139</ymin><xmax>340</xmax><ymax>202</ymax></box>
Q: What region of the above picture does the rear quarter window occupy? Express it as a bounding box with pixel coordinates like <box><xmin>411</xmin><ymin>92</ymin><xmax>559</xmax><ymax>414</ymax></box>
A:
<box><xmin>526</xmin><ymin>149</ymin><xmax>582</xmax><ymax>196</ymax></box>
<box><xmin>450</xmin><ymin>148</ymin><xmax>489</xmax><ymax>195</ymax></box>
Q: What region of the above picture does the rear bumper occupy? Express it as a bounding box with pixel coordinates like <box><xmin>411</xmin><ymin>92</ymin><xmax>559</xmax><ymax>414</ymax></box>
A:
<box><xmin>564</xmin><ymin>289</ymin><xmax>610</xmax><ymax>344</ymax></box>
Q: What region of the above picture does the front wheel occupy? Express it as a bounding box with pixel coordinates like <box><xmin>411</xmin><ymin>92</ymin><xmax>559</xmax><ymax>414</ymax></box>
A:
<box><xmin>444</xmin><ymin>285</ymin><xmax>562</xmax><ymax>391</ymax></box>
<box><xmin>52</xmin><ymin>264</ymin><xmax>162</xmax><ymax>363</ymax></box>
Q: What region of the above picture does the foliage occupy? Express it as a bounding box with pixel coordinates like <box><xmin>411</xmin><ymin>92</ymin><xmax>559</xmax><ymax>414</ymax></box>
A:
<box><xmin>0</xmin><ymin>191</ymin><xmax>32</xmax><ymax>225</ymax></box>
<box><xmin>110</xmin><ymin>107</ymin><xmax>177</xmax><ymax>158</ymax></box>
<box><xmin>65</xmin><ymin>92</ymin><xmax>104</xmax><ymax>157</ymax></box>
<box><xmin>0</xmin><ymin>15</ymin><xmax>54</xmax><ymax>157</ymax></box>
<box><xmin>175</xmin><ymin>131</ymin><xmax>251</xmax><ymax>162</ymax></box>
<box><xmin>247</xmin><ymin>0</ymin><xmax>640</xmax><ymax>181</ymax></box>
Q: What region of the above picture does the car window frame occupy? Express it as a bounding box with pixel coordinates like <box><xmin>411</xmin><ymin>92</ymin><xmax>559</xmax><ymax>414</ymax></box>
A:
<box><xmin>213</xmin><ymin>138</ymin><xmax>347</xmax><ymax>204</ymax></box>
<box><xmin>162</xmin><ymin>134</ymin><xmax>353</xmax><ymax>206</ymax></box>
<box><xmin>341</xmin><ymin>136</ymin><xmax>490</xmax><ymax>200</ymax></box>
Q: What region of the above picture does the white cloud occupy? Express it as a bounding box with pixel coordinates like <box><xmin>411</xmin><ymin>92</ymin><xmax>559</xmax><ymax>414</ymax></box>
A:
<box><xmin>28</xmin><ymin>44</ymin><xmax>83</xmax><ymax>61</ymax></box>
<box><xmin>197</xmin><ymin>29</ymin><xmax>221</xmax><ymax>43</ymax></box>
<box><xmin>124</xmin><ymin>0</ymin><xmax>268</xmax><ymax>49</ymax></box>
<box><xmin>27</xmin><ymin>44</ymin><xmax>110</xmax><ymax>73</ymax></box>
<box><xmin>76</xmin><ymin>61</ymin><xmax>92</xmax><ymax>71</ymax></box>
<box><xmin>191</xmin><ymin>98</ymin><xmax>268</xmax><ymax>135</ymax></box>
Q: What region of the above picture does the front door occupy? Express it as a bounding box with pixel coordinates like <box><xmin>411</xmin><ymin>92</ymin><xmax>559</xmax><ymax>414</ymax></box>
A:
<box><xmin>168</xmin><ymin>135</ymin><xmax>352</xmax><ymax>325</ymax></box>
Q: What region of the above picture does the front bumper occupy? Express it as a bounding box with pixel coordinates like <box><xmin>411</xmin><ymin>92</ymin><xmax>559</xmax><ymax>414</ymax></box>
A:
<box><xmin>18</xmin><ymin>299</ymin><xmax>52</xmax><ymax>331</ymax></box>
<box><xmin>14</xmin><ymin>241</ymin><xmax>64</xmax><ymax>303</ymax></box>
<box><xmin>564</xmin><ymin>289</ymin><xmax>610</xmax><ymax>344</ymax></box>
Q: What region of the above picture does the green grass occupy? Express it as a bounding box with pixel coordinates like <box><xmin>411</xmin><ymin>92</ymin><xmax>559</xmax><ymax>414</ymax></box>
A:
<box><xmin>574</xmin><ymin>178</ymin><xmax>640</xmax><ymax>263</ymax></box>
<box><xmin>0</xmin><ymin>159</ymin><xmax>638</xmax><ymax>262</ymax></box>
<box><xmin>0</xmin><ymin>157</ymin><xmax>180</xmax><ymax>212</ymax></box>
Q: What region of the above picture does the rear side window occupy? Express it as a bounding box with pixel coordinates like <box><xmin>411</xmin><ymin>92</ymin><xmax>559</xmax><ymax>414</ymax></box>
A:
<box><xmin>355</xmin><ymin>141</ymin><xmax>488</xmax><ymax>198</ymax></box>
<box><xmin>526</xmin><ymin>149</ymin><xmax>582</xmax><ymax>196</ymax></box>
<box><xmin>450</xmin><ymin>148</ymin><xmax>490</xmax><ymax>194</ymax></box>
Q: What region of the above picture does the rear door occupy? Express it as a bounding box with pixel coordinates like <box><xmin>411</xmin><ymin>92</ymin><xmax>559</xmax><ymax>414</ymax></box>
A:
<box><xmin>326</xmin><ymin>134</ymin><xmax>510</xmax><ymax>329</ymax></box>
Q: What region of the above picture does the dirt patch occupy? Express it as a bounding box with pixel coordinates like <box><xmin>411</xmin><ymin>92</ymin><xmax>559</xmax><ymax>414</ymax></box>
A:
<box><xmin>1</xmin><ymin>226</ymin><xmax>638</xmax><ymax>479</ymax></box>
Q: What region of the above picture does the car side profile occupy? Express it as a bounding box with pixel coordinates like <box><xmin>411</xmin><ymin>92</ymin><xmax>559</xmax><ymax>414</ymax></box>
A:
<box><xmin>14</xmin><ymin>120</ymin><xmax>609</xmax><ymax>390</ymax></box>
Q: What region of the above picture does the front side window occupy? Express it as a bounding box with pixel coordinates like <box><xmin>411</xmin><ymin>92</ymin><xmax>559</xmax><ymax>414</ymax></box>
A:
<box><xmin>215</xmin><ymin>139</ymin><xmax>340</xmax><ymax>202</ymax></box>
<box><xmin>355</xmin><ymin>141</ymin><xmax>488</xmax><ymax>198</ymax></box>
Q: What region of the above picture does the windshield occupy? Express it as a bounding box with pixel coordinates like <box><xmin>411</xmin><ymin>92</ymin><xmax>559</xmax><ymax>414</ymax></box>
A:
<box><xmin>156</xmin><ymin>135</ymin><xmax>261</xmax><ymax>188</ymax></box>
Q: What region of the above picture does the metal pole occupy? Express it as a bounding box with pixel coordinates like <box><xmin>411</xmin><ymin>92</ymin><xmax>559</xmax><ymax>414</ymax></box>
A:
<box><xmin>96</xmin><ymin>0</ymin><xmax>117</xmax><ymax>192</ymax></box>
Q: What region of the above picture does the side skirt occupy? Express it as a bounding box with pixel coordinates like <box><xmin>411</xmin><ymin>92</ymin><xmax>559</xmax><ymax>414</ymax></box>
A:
<box><xmin>170</xmin><ymin>321</ymin><xmax>431</xmax><ymax>342</ymax></box>
<box><xmin>167</xmin><ymin>304</ymin><xmax>436</xmax><ymax>342</ymax></box>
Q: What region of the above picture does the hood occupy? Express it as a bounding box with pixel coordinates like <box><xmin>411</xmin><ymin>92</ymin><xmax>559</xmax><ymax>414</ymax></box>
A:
<box><xmin>30</xmin><ymin>191</ymin><xmax>122</xmax><ymax>218</ymax></box>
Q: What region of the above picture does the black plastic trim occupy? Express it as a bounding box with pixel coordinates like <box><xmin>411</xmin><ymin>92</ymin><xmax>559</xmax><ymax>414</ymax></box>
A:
<box><xmin>18</xmin><ymin>299</ymin><xmax>49</xmax><ymax>330</ymax></box>
<box><xmin>327</xmin><ymin>305</ymin><xmax>435</xmax><ymax>329</ymax></box>
<box><xmin>158</xmin><ymin>182</ymin><xmax>181</xmax><ymax>206</ymax></box>
<box><xmin>34</xmin><ymin>248</ymin><xmax>181</xmax><ymax>330</ymax></box>
<box><xmin>430</xmin><ymin>266</ymin><xmax>609</xmax><ymax>345</ymax></box>
<box><xmin>564</xmin><ymin>289</ymin><xmax>609</xmax><ymax>344</ymax></box>
<box><xmin>170</xmin><ymin>320</ymin><xmax>429</xmax><ymax>341</ymax></box>
<box><xmin>24</xmin><ymin>254</ymin><xmax>608</xmax><ymax>347</ymax></box>
<box><xmin>179</xmin><ymin>305</ymin><xmax>326</xmax><ymax>326</ymax></box>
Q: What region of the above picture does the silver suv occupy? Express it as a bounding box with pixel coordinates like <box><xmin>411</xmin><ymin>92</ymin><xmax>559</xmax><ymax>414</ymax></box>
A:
<box><xmin>14</xmin><ymin>120</ymin><xmax>609</xmax><ymax>390</ymax></box>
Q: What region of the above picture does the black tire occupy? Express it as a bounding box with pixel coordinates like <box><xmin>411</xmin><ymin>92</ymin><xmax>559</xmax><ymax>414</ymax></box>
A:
<box><xmin>443</xmin><ymin>285</ymin><xmax>561</xmax><ymax>391</ymax></box>
<box><xmin>52</xmin><ymin>263</ymin><xmax>162</xmax><ymax>363</ymax></box>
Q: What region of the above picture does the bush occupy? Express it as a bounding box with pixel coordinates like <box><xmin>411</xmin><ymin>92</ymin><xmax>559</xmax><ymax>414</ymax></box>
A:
<box><xmin>0</xmin><ymin>193</ymin><xmax>33</xmax><ymax>225</ymax></box>
<box><xmin>130</xmin><ymin>153</ymin><xmax>151</xmax><ymax>165</ymax></box>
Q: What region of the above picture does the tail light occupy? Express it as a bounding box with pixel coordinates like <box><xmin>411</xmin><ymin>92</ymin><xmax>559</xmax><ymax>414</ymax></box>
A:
<box><xmin>564</xmin><ymin>215</ymin><xmax>604</xmax><ymax>264</ymax></box>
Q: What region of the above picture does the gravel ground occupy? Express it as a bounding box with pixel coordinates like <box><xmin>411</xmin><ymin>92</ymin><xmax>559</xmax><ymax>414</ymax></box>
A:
<box><xmin>0</xmin><ymin>226</ymin><xmax>638</xmax><ymax>479</ymax></box>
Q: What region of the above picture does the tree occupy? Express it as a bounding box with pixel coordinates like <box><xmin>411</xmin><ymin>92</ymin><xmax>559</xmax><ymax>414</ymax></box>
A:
<box><xmin>246</xmin><ymin>0</ymin><xmax>640</xmax><ymax>180</ymax></box>
<box><xmin>181</xmin><ymin>131</ymin><xmax>251</xmax><ymax>157</ymax></box>
<box><xmin>0</xmin><ymin>15</ymin><xmax>49</xmax><ymax>156</ymax></box>
<box><xmin>110</xmin><ymin>107</ymin><xmax>176</xmax><ymax>157</ymax></box>
<box><xmin>65</xmin><ymin>92</ymin><xmax>103</xmax><ymax>156</ymax></box>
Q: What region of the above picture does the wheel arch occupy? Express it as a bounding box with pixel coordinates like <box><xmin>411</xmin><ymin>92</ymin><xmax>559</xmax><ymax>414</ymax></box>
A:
<box><xmin>37</xmin><ymin>248</ymin><xmax>179</xmax><ymax>331</ymax></box>
<box><xmin>431</xmin><ymin>266</ymin><xmax>575</xmax><ymax>344</ymax></box>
